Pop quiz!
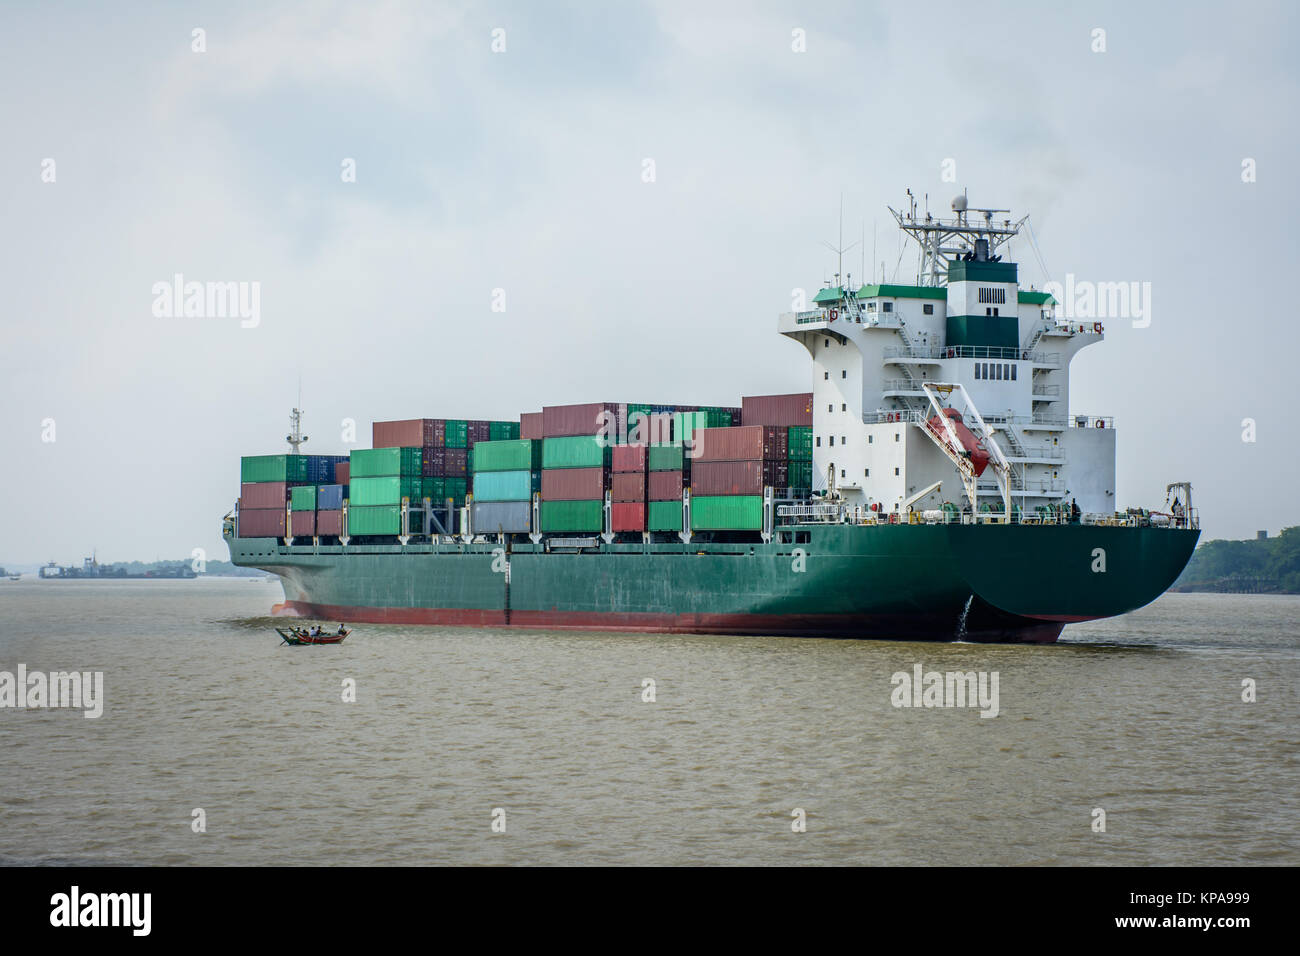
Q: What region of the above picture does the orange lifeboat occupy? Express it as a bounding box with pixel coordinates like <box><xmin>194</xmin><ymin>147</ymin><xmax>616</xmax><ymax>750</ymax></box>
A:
<box><xmin>927</xmin><ymin>408</ymin><xmax>990</xmax><ymax>476</ymax></box>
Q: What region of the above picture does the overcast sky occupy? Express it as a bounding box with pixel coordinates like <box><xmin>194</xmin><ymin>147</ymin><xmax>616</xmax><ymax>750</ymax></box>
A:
<box><xmin>1</xmin><ymin>0</ymin><xmax>1296</xmax><ymax>565</ymax></box>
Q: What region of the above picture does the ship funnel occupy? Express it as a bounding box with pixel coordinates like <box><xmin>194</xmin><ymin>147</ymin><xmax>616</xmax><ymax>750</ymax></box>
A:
<box><xmin>973</xmin><ymin>237</ymin><xmax>989</xmax><ymax>261</ymax></box>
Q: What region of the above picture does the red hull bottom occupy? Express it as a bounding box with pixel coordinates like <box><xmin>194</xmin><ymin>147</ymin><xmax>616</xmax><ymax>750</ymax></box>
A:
<box><xmin>270</xmin><ymin>601</ymin><xmax>1063</xmax><ymax>644</ymax></box>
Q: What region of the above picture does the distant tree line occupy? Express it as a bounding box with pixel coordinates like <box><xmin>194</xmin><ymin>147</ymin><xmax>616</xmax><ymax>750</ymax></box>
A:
<box><xmin>1173</xmin><ymin>527</ymin><xmax>1300</xmax><ymax>593</ymax></box>
<box><xmin>101</xmin><ymin>559</ymin><xmax>266</xmax><ymax>578</ymax></box>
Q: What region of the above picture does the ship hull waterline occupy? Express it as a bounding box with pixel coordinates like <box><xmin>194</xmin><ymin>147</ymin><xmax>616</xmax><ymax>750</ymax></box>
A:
<box><xmin>226</xmin><ymin>523</ymin><xmax>1199</xmax><ymax>645</ymax></box>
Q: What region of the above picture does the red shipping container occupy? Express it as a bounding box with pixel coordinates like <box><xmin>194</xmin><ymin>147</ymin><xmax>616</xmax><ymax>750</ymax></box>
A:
<box><xmin>611</xmin><ymin>472</ymin><xmax>646</xmax><ymax>502</ymax></box>
<box><xmin>694</xmin><ymin>425</ymin><xmax>788</xmax><ymax>462</ymax></box>
<box><xmin>238</xmin><ymin>508</ymin><xmax>287</xmax><ymax>537</ymax></box>
<box><xmin>290</xmin><ymin>510</ymin><xmax>316</xmax><ymax>536</ymax></box>
<box><xmin>240</xmin><ymin>481</ymin><xmax>289</xmax><ymax>509</ymax></box>
<box><xmin>612</xmin><ymin>502</ymin><xmax>645</xmax><ymax>532</ymax></box>
<box><xmin>316</xmin><ymin>510</ymin><xmax>344</xmax><ymax>536</ymax></box>
<box><xmin>373</xmin><ymin>419</ymin><xmax>440</xmax><ymax>448</ymax></box>
<box><xmin>542</xmin><ymin>402</ymin><xmax>617</xmax><ymax>437</ymax></box>
<box><xmin>335</xmin><ymin>461</ymin><xmax>350</xmax><ymax>485</ymax></box>
<box><xmin>611</xmin><ymin>444</ymin><xmax>648</xmax><ymax>473</ymax></box>
<box><xmin>468</xmin><ymin>420</ymin><xmax>491</xmax><ymax>443</ymax></box>
<box><xmin>648</xmin><ymin>471</ymin><xmax>683</xmax><ymax>501</ymax></box>
<box><xmin>541</xmin><ymin>467</ymin><xmax>606</xmax><ymax>500</ymax></box>
<box><xmin>741</xmin><ymin>393</ymin><xmax>812</xmax><ymax>427</ymax></box>
<box><xmin>520</xmin><ymin>411</ymin><xmax>543</xmax><ymax>440</ymax></box>
<box><xmin>691</xmin><ymin>459</ymin><xmax>788</xmax><ymax>496</ymax></box>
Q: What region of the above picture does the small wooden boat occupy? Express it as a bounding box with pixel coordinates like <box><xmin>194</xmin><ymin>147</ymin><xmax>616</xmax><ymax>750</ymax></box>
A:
<box><xmin>276</xmin><ymin>626</ymin><xmax>350</xmax><ymax>645</ymax></box>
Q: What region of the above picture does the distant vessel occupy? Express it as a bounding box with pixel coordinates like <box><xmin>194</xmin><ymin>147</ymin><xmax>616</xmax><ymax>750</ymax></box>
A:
<box><xmin>38</xmin><ymin>555</ymin><xmax>197</xmax><ymax>580</ymax></box>
<box><xmin>225</xmin><ymin>191</ymin><xmax>1199</xmax><ymax>643</ymax></box>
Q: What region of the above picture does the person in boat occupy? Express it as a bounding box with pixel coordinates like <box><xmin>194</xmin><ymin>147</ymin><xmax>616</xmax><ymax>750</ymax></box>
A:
<box><xmin>310</xmin><ymin>624</ymin><xmax>322</xmax><ymax>637</ymax></box>
<box><xmin>337</xmin><ymin>623</ymin><xmax>347</xmax><ymax>635</ymax></box>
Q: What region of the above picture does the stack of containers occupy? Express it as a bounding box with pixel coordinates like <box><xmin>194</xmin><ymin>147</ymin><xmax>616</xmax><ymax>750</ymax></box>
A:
<box><xmin>610</xmin><ymin>444</ymin><xmax>647</xmax><ymax>531</ymax></box>
<box><xmin>539</xmin><ymin>403</ymin><xmax>616</xmax><ymax>533</ymax></box>
<box><xmin>289</xmin><ymin>484</ymin><xmax>317</xmax><ymax>537</ymax></box>
<box><xmin>787</xmin><ymin>425</ymin><xmax>813</xmax><ymax>492</ymax></box>
<box><xmin>690</xmin><ymin>426</ymin><xmax>788</xmax><ymax>530</ymax></box>
<box><xmin>739</xmin><ymin>393</ymin><xmax>813</xmax><ymax>495</ymax></box>
<box><xmin>348</xmin><ymin>446</ymin><xmax>423</xmax><ymax>536</ymax></box>
<box><xmin>470</xmin><ymin>439</ymin><xmax>541</xmax><ymax>533</ymax></box>
<box><xmin>316</xmin><ymin>480</ymin><xmax>346</xmax><ymax>536</ymax></box>
<box><xmin>238</xmin><ymin>454</ymin><xmax>308</xmax><ymax>537</ymax></box>
<box><xmin>647</xmin><ymin>442</ymin><xmax>687</xmax><ymax>532</ymax></box>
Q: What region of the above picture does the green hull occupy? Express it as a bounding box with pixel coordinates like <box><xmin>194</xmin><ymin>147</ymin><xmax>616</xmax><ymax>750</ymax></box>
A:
<box><xmin>225</xmin><ymin>522</ymin><xmax>1198</xmax><ymax>644</ymax></box>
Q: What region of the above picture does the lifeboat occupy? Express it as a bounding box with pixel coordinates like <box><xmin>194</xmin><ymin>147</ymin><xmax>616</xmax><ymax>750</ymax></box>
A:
<box><xmin>927</xmin><ymin>408</ymin><xmax>991</xmax><ymax>476</ymax></box>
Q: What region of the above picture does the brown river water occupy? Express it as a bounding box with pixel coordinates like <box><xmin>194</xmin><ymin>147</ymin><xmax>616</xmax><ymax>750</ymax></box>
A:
<box><xmin>1</xmin><ymin>578</ymin><xmax>1296</xmax><ymax>865</ymax></box>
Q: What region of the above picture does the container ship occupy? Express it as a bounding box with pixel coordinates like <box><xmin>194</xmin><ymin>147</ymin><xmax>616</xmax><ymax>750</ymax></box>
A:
<box><xmin>224</xmin><ymin>194</ymin><xmax>1200</xmax><ymax>643</ymax></box>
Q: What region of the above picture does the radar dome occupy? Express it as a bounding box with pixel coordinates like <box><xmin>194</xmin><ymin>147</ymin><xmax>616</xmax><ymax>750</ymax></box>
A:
<box><xmin>951</xmin><ymin>194</ymin><xmax>968</xmax><ymax>212</ymax></box>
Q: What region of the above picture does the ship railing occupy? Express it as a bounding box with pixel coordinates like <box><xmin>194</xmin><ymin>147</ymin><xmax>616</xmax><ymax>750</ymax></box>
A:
<box><xmin>866</xmin><ymin>408</ymin><xmax>927</xmax><ymax>425</ymax></box>
<box><xmin>1032</xmin><ymin>384</ymin><xmax>1062</xmax><ymax>397</ymax></box>
<box><xmin>881</xmin><ymin>378</ymin><xmax>926</xmax><ymax>393</ymax></box>
<box><xmin>1069</xmin><ymin>415</ymin><xmax>1114</xmax><ymax>429</ymax></box>
<box><xmin>883</xmin><ymin>345</ymin><xmax>945</xmax><ymax>360</ymax></box>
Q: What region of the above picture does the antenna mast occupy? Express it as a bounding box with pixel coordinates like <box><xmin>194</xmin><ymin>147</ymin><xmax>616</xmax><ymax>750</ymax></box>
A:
<box><xmin>287</xmin><ymin>383</ymin><xmax>309</xmax><ymax>453</ymax></box>
<box><xmin>888</xmin><ymin>189</ymin><xmax>1028</xmax><ymax>286</ymax></box>
<box><xmin>821</xmin><ymin>193</ymin><xmax>860</xmax><ymax>288</ymax></box>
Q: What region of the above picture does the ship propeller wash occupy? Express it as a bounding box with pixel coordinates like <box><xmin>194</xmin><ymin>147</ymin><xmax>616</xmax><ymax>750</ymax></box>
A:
<box><xmin>224</xmin><ymin>192</ymin><xmax>1199</xmax><ymax>643</ymax></box>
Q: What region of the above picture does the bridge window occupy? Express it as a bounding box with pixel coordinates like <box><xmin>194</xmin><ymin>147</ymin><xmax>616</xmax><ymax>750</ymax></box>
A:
<box><xmin>795</xmin><ymin>532</ymin><xmax>811</xmax><ymax>544</ymax></box>
<box><xmin>882</xmin><ymin>302</ymin><xmax>893</xmax><ymax>312</ymax></box>
<box><xmin>923</xmin><ymin>304</ymin><xmax>934</xmax><ymax>315</ymax></box>
<box><xmin>866</xmin><ymin>302</ymin><xmax>876</xmax><ymax>312</ymax></box>
<box><xmin>1011</xmin><ymin>365</ymin><xmax>1017</xmax><ymax>380</ymax></box>
<box><xmin>974</xmin><ymin>363</ymin><xmax>981</xmax><ymax>379</ymax></box>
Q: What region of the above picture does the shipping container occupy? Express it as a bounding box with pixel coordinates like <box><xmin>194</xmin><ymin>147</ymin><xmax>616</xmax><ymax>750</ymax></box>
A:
<box><xmin>290</xmin><ymin>485</ymin><xmax>317</xmax><ymax>511</ymax></box>
<box><xmin>695</xmin><ymin>425</ymin><xmax>788</xmax><ymax>462</ymax></box>
<box><xmin>421</xmin><ymin>446</ymin><xmax>467</xmax><ymax>478</ymax></box>
<box><xmin>627</xmin><ymin>407</ymin><xmax>672</xmax><ymax>445</ymax></box>
<box><xmin>239</xmin><ymin>481</ymin><xmax>289</xmax><ymax>510</ymax></box>
<box><xmin>472</xmin><ymin>470</ymin><xmax>539</xmax><ymax>502</ymax></box>
<box><xmin>611</xmin><ymin>444</ymin><xmax>648</xmax><ymax>473</ymax></box>
<box><xmin>426</xmin><ymin>477</ymin><xmax>469</xmax><ymax>505</ymax></box>
<box><xmin>741</xmin><ymin>393</ymin><xmax>813</xmax><ymax>427</ymax></box>
<box><xmin>472</xmin><ymin>439</ymin><xmax>542</xmax><ymax>473</ymax></box>
<box><xmin>787</xmin><ymin>426</ymin><xmax>813</xmax><ymax>461</ymax></box>
<box><xmin>691</xmin><ymin>460</ymin><xmax>788</xmax><ymax>496</ymax></box>
<box><xmin>290</xmin><ymin>510</ymin><xmax>316</xmax><ymax>536</ymax></box>
<box><xmin>335</xmin><ymin>461</ymin><xmax>350</xmax><ymax>486</ymax></box>
<box><xmin>444</xmin><ymin>419</ymin><xmax>469</xmax><ymax>448</ymax></box>
<box><xmin>347</xmin><ymin>505</ymin><xmax>405</xmax><ymax>536</ymax></box>
<box><xmin>647</xmin><ymin>500</ymin><xmax>684</xmax><ymax>532</ymax></box>
<box><xmin>540</xmin><ymin>499</ymin><xmax>603</xmax><ymax>532</ymax></box>
<box><xmin>350</xmin><ymin>446</ymin><xmax>422</xmax><ymax>478</ymax></box>
<box><xmin>648</xmin><ymin>470</ymin><xmax>683</xmax><ymax>501</ymax></box>
<box><xmin>306</xmin><ymin>455</ymin><xmax>348</xmax><ymax>483</ymax></box>
<box><xmin>520</xmin><ymin>411</ymin><xmax>543</xmax><ymax>440</ymax></box>
<box><xmin>542</xmin><ymin>435</ymin><xmax>610</xmax><ymax>470</ymax></box>
<box><xmin>468</xmin><ymin>420</ymin><xmax>492</xmax><ymax>444</ymax></box>
<box><xmin>611</xmin><ymin>471</ymin><xmax>646</xmax><ymax>502</ymax></box>
<box><xmin>787</xmin><ymin>460</ymin><xmax>813</xmax><ymax>490</ymax></box>
<box><xmin>316</xmin><ymin>509</ymin><xmax>343</xmax><ymax>536</ymax></box>
<box><xmin>691</xmin><ymin>495</ymin><xmax>764</xmax><ymax>530</ymax></box>
<box><xmin>349</xmin><ymin>475</ymin><xmax>425</xmax><ymax>506</ymax></box>
<box><xmin>648</xmin><ymin>443</ymin><xmax>686</xmax><ymax>472</ymax></box>
<box><xmin>612</xmin><ymin>502</ymin><xmax>645</xmax><ymax>532</ymax></box>
<box><xmin>240</xmin><ymin>455</ymin><xmax>308</xmax><ymax>484</ymax></box>
<box><xmin>472</xmin><ymin>500</ymin><xmax>532</xmax><ymax>534</ymax></box>
<box><xmin>489</xmin><ymin>420</ymin><xmax>521</xmax><ymax>441</ymax></box>
<box><xmin>317</xmin><ymin>484</ymin><xmax>345</xmax><ymax>511</ymax></box>
<box><xmin>237</xmin><ymin>508</ymin><xmax>287</xmax><ymax>537</ymax></box>
<box><xmin>373</xmin><ymin>419</ymin><xmax>438</xmax><ymax>448</ymax></box>
<box><xmin>541</xmin><ymin>467</ymin><xmax>606</xmax><ymax>501</ymax></box>
<box><xmin>542</xmin><ymin>402</ymin><xmax>616</xmax><ymax>438</ymax></box>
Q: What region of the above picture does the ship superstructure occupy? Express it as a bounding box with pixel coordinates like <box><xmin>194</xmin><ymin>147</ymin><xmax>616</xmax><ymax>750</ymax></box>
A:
<box><xmin>781</xmin><ymin>192</ymin><xmax>1111</xmax><ymax>519</ymax></box>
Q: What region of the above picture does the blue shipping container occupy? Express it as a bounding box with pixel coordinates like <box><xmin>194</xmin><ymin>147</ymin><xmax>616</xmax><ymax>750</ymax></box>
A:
<box><xmin>471</xmin><ymin>470</ymin><xmax>539</xmax><ymax>502</ymax></box>
<box><xmin>316</xmin><ymin>483</ymin><xmax>345</xmax><ymax>511</ymax></box>
<box><xmin>306</xmin><ymin>455</ymin><xmax>349</xmax><ymax>483</ymax></box>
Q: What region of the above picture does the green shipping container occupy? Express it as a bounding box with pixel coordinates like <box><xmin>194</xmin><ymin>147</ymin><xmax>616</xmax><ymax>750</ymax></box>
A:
<box><xmin>788</xmin><ymin>460</ymin><xmax>813</xmax><ymax>490</ymax></box>
<box><xmin>673</xmin><ymin>409</ymin><xmax>731</xmax><ymax>443</ymax></box>
<box><xmin>691</xmin><ymin>495</ymin><xmax>763</xmax><ymax>531</ymax></box>
<box><xmin>241</xmin><ymin>455</ymin><xmax>308</xmax><ymax>483</ymax></box>
<box><xmin>290</xmin><ymin>485</ymin><xmax>317</xmax><ymax>511</ymax></box>
<box><xmin>647</xmin><ymin>500</ymin><xmax>684</xmax><ymax>532</ymax></box>
<box><xmin>787</xmin><ymin>426</ymin><xmax>813</xmax><ymax>461</ymax></box>
<box><xmin>648</xmin><ymin>443</ymin><xmax>686</xmax><ymax>472</ymax></box>
<box><xmin>350</xmin><ymin>446</ymin><xmax>422</xmax><ymax>478</ymax></box>
<box><xmin>542</xmin><ymin>436</ymin><xmax>610</xmax><ymax>470</ymax></box>
<box><xmin>472</xmin><ymin>439</ymin><xmax>542</xmax><ymax>473</ymax></box>
<box><xmin>437</xmin><ymin>477</ymin><xmax>468</xmax><ymax>505</ymax></box>
<box><xmin>347</xmin><ymin>505</ymin><xmax>404</xmax><ymax>536</ymax></box>
<box><xmin>444</xmin><ymin>420</ymin><xmax>469</xmax><ymax>448</ymax></box>
<box><xmin>540</xmin><ymin>499</ymin><xmax>603</xmax><ymax>532</ymax></box>
<box><xmin>349</xmin><ymin>475</ymin><xmax>425</xmax><ymax>506</ymax></box>
<box><xmin>471</xmin><ymin>470</ymin><xmax>539</xmax><ymax>502</ymax></box>
<box><xmin>489</xmin><ymin>421</ymin><xmax>521</xmax><ymax>441</ymax></box>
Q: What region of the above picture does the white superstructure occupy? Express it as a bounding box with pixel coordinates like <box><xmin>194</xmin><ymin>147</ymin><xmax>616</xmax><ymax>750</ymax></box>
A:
<box><xmin>777</xmin><ymin>192</ymin><xmax>1116</xmax><ymax>519</ymax></box>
